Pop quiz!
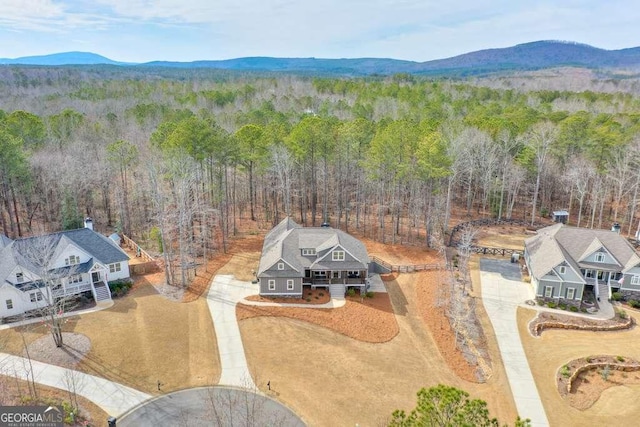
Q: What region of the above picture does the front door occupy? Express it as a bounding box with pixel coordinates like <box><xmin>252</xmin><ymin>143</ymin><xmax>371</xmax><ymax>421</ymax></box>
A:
<box><xmin>92</xmin><ymin>272</ymin><xmax>101</xmax><ymax>283</ymax></box>
<box><xmin>597</xmin><ymin>270</ymin><xmax>604</xmax><ymax>281</ymax></box>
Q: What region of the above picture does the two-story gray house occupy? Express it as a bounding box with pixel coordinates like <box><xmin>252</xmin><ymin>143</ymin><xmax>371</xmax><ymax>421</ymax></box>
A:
<box><xmin>524</xmin><ymin>223</ymin><xmax>640</xmax><ymax>305</ymax></box>
<box><xmin>257</xmin><ymin>217</ymin><xmax>370</xmax><ymax>298</ymax></box>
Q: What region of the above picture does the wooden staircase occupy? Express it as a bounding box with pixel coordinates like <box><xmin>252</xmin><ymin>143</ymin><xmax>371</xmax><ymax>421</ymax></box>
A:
<box><xmin>329</xmin><ymin>283</ymin><xmax>345</xmax><ymax>299</ymax></box>
<box><xmin>93</xmin><ymin>282</ymin><xmax>112</xmax><ymax>302</ymax></box>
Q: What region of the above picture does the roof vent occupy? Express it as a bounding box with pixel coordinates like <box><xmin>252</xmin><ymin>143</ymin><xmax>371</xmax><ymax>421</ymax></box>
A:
<box><xmin>321</xmin><ymin>222</ymin><xmax>330</xmax><ymax>228</ymax></box>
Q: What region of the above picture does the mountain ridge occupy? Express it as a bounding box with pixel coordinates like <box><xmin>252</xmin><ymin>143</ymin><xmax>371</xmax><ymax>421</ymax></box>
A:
<box><xmin>2</xmin><ymin>41</ymin><xmax>639</xmax><ymax>76</ymax></box>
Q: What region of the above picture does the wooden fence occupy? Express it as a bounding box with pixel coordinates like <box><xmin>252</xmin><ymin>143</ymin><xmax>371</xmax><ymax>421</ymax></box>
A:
<box><xmin>370</xmin><ymin>256</ymin><xmax>444</xmax><ymax>273</ymax></box>
<box><xmin>122</xmin><ymin>234</ymin><xmax>161</xmax><ymax>274</ymax></box>
<box><xmin>448</xmin><ymin>218</ymin><xmax>546</xmax><ymax>247</ymax></box>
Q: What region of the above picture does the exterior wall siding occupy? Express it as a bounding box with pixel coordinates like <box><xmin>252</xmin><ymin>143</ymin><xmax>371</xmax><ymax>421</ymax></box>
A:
<box><xmin>260</xmin><ymin>277</ymin><xmax>303</xmax><ymax>296</ymax></box>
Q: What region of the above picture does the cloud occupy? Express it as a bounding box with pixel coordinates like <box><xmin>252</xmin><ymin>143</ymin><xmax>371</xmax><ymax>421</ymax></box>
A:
<box><xmin>0</xmin><ymin>0</ymin><xmax>639</xmax><ymax>61</ymax></box>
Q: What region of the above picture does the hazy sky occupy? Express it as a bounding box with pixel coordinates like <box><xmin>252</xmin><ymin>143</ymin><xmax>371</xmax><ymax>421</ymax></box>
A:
<box><xmin>1</xmin><ymin>1</ymin><xmax>637</xmax><ymax>62</ymax></box>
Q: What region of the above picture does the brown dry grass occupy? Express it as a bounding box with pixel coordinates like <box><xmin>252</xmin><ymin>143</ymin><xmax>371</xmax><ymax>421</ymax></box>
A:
<box><xmin>0</xmin><ymin>274</ymin><xmax>220</xmax><ymax>395</ymax></box>
<box><xmin>475</xmin><ymin>226</ymin><xmax>530</xmax><ymax>250</ymax></box>
<box><xmin>239</xmin><ymin>265</ymin><xmax>516</xmax><ymax>426</ymax></box>
<box><xmin>237</xmin><ymin>293</ymin><xmax>398</xmax><ymax>343</ymax></box>
<box><xmin>518</xmin><ymin>307</ymin><xmax>640</xmax><ymax>426</ymax></box>
<box><xmin>0</xmin><ymin>375</ymin><xmax>108</xmax><ymax>425</ymax></box>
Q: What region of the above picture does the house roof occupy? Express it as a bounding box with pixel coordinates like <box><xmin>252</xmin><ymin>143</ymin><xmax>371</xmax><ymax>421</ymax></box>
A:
<box><xmin>0</xmin><ymin>228</ymin><xmax>129</xmax><ymax>291</ymax></box>
<box><xmin>525</xmin><ymin>224</ymin><xmax>640</xmax><ymax>279</ymax></box>
<box><xmin>0</xmin><ymin>234</ymin><xmax>13</xmax><ymax>250</ymax></box>
<box><xmin>257</xmin><ymin>217</ymin><xmax>369</xmax><ymax>277</ymax></box>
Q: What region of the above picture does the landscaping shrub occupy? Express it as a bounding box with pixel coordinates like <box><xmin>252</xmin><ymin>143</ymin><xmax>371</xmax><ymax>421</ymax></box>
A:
<box><xmin>537</xmin><ymin>299</ymin><xmax>545</xmax><ymax>306</ymax></box>
<box><xmin>617</xmin><ymin>355</ymin><xmax>625</xmax><ymax>362</ymax></box>
<box><xmin>547</xmin><ymin>301</ymin><xmax>557</xmax><ymax>309</ymax></box>
<box><xmin>586</xmin><ymin>357</ymin><xmax>593</xmax><ymax>363</ymax></box>
<box><xmin>560</xmin><ymin>365</ymin><xmax>571</xmax><ymax>378</ymax></box>
<box><xmin>305</xmin><ymin>297</ymin><xmax>311</xmax><ymax>302</ymax></box>
<box><xmin>569</xmin><ymin>306</ymin><xmax>579</xmax><ymax>312</ymax></box>
<box><xmin>558</xmin><ymin>303</ymin><xmax>567</xmax><ymax>310</ymax></box>
<box><xmin>612</xmin><ymin>292</ymin><xmax>623</xmax><ymax>301</ymax></box>
<box><xmin>629</xmin><ymin>300</ymin><xmax>640</xmax><ymax>309</ymax></box>
<box><xmin>618</xmin><ymin>309</ymin><xmax>628</xmax><ymax>319</ymax></box>
<box><xmin>580</xmin><ymin>307</ymin><xmax>588</xmax><ymax>313</ymax></box>
<box><xmin>601</xmin><ymin>365</ymin><xmax>611</xmax><ymax>381</ymax></box>
<box><xmin>347</xmin><ymin>288</ymin><xmax>356</xmax><ymax>297</ymax></box>
<box><xmin>365</xmin><ymin>291</ymin><xmax>375</xmax><ymax>298</ymax></box>
<box><xmin>318</xmin><ymin>292</ymin><xmax>324</xmax><ymax>297</ymax></box>
<box><xmin>108</xmin><ymin>278</ymin><xmax>133</xmax><ymax>298</ymax></box>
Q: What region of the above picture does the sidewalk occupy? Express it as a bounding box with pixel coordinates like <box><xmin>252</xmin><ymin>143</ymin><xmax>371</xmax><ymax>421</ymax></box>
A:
<box><xmin>0</xmin><ymin>352</ymin><xmax>151</xmax><ymax>417</ymax></box>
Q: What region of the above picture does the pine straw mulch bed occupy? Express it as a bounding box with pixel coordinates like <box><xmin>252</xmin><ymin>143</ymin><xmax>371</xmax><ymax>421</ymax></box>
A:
<box><xmin>414</xmin><ymin>269</ymin><xmax>491</xmax><ymax>383</ymax></box>
<box><xmin>557</xmin><ymin>355</ymin><xmax>640</xmax><ymax>410</ymax></box>
<box><xmin>528</xmin><ymin>311</ymin><xmax>634</xmax><ymax>337</ymax></box>
<box><xmin>236</xmin><ymin>292</ymin><xmax>399</xmax><ymax>343</ymax></box>
<box><xmin>245</xmin><ymin>287</ymin><xmax>331</xmax><ymax>305</ymax></box>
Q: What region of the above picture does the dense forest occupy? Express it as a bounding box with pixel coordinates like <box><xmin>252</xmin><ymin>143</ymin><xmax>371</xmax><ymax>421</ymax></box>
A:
<box><xmin>1</xmin><ymin>65</ymin><xmax>640</xmax><ymax>285</ymax></box>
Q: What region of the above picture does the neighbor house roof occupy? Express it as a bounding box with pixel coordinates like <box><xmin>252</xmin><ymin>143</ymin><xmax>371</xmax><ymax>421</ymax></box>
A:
<box><xmin>257</xmin><ymin>217</ymin><xmax>369</xmax><ymax>277</ymax></box>
<box><xmin>525</xmin><ymin>224</ymin><xmax>640</xmax><ymax>279</ymax></box>
<box><xmin>0</xmin><ymin>228</ymin><xmax>129</xmax><ymax>292</ymax></box>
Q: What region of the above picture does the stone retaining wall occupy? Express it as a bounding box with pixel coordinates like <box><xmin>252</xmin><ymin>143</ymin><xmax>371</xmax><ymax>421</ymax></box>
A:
<box><xmin>534</xmin><ymin>316</ymin><xmax>633</xmax><ymax>336</ymax></box>
<box><xmin>566</xmin><ymin>362</ymin><xmax>640</xmax><ymax>394</ymax></box>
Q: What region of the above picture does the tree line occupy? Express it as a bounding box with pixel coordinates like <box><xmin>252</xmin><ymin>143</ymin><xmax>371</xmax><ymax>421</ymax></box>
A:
<box><xmin>1</xmin><ymin>67</ymin><xmax>640</xmax><ymax>284</ymax></box>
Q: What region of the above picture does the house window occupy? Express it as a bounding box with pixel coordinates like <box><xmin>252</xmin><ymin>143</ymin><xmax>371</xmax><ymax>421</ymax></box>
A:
<box><xmin>566</xmin><ymin>288</ymin><xmax>576</xmax><ymax>299</ymax></box>
<box><xmin>332</xmin><ymin>251</ymin><xmax>345</xmax><ymax>261</ymax></box>
<box><xmin>69</xmin><ymin>274</ymin><xmax>82</xmax><ymax>284</ymax></box>
<box><xmin>544</xmin><ymin>286</ymin><xmax>553</xmax><ymax>298</ymax></box>
<box><xmin>277</xmin><ymin>262</ymin><xmax>285</xmax><ymax>270</ymax></box>
<box><xmin>314</xmin><ymin>271</ymin><xmax>327</xmax><ymax>278</ymax></box>
<box><xmin>5</xmin><ymin>299</ymin><xmax>13</xmax><ymax>310</ymax></box>
<box><xmin>65</xmin><ymin>255</ymin><xmax>80</xmax><ymax>266</ymax></box>
<box><xmin>632</xmin><ymin>275</ymin><xmax>640</xmax><ymax>285</ymax></box>
<box><xmin>348</xmin><ymin>271</ymin><xmax>360</xmax><ymax>278</ymax></box>
<box><xmin>302</xmin><ymin>248</ymin><xmax>316</xmax><ymax>256</ymax></box>
<box><xmin>287</xmin><ymin>280</ymin><xmax>294</xmax><ymax>290</ymax></box>
<box><xmin>332</xmin><ymin>271</ymin><xmax>340</xmax><ymax>279</ymax></box>
<box><xmin>30</xmin><ymin>292</ymin><xmax>43</xmax><ymax>303</ymax></box>
<box><xmin>558</xmin><ymin>266</ymin><xmax>566</xmax><ymax>275</ymax></box>
<box><xmin>30</xmin><ymin>293</ymin><xmax>37</xmax><ymax>302</ymax></box>
<box><xmin>16</xmin><ymin>272</ymin><xmax>24</xmax><ymax>283</ymax></box>
<box><xmin>268</xmin><ymin>280</ymin><xmax>275</xmax><ymax>290</ymax></box>
<box><xmin>109</xmin><ymin>263</ymin><xmax>121</xmax><ymax>273</ymax></box>
<box><xmin>595</xmin><ymin>253</ymin><xmax>605</xmax><ymax>263</ymax></box>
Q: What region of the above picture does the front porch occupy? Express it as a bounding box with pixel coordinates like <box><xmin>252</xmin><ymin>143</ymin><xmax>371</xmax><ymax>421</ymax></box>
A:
<box><xmin>51</xmin><ymin>267</ymin><xmax>112</xmax><ymax>303</ymax></box>
<box><xmin>302</xmin><ymin>269</ymin><xmax>367</xmax><ymax>287</ymax></box>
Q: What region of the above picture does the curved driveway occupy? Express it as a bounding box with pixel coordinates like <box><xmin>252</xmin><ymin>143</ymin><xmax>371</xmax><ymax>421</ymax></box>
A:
<box><xmin>479</xmin><ymin>259</ymin><xmax>549</xmax><ymax>427</ymax></box>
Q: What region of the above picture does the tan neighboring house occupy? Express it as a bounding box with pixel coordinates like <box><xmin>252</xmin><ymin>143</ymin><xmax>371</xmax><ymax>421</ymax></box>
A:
<box><xmin>524</xmin><ymin>223</ymin><xmax>640</xmax><ymax>306</ymax></box>
<box><xmin>257</xmin><ymin>217</ymin><xmax>370</xmax><ymax>298</ymax></box>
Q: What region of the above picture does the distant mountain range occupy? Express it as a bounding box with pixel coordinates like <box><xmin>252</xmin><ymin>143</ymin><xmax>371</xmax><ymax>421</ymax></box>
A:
<box><xmin>2</xmin><ymin>41</ymin><xmax>640</xmax><ymax>76</ymax></box>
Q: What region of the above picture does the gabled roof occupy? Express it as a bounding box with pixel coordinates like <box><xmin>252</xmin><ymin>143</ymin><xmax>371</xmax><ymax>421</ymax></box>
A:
<box><xmin>0</xmin><ymin>227</ymin><xmax>129</xmax><ymax>287</ymax></box>
<box><xmin>525</xmin><ymin>224</ymin><xmax>640</xmax><ymax>279</ymax></box>
<box><xmin>257</xmin><ymin>217</ymin><xmax>369</xmax><ymax>277</ymax></box>
<box><xmin>0</xmin><ymin>234</ymin><xmax>13</xmax><ymax>250</ymax></box>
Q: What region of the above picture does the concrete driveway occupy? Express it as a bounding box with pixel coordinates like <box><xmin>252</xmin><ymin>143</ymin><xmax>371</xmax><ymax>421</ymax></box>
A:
<box><xmin>480</xmin><ymin>259</ymin><xmax>549</xmax><ymax>427</ymax></box>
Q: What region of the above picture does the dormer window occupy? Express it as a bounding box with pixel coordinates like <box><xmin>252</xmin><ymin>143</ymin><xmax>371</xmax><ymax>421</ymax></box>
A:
<box><xmin>16</xmin><ymin>272</ymin><xmax>24</xmax><ymax>283</ymax></box>
<box><xmin>277</xmin><ymin>262</ymin><xmax>285</xmax><ymax>270</ymax></box>
<box><xmin>558</xmin><ymin>266</ymin><xmax>566</xmax><ymax>275</ymax></box>
<box><xmin>302</xmin><ymin>248</ymin><xmax>316</xmax><ymax>256</ymax></box>
<box><xmin>65</xmin><ymin>255</ymin><xmax>80</xmax><ymax>266</ymax></box>
<box><xmin>595</xmin><ymin>253</ymin><xmax>605</xmax><ymax>263</ymax></box>
<box><xmin>332</xmin><ymin>251</ymin><xmax>345</xmax><ymax>261</ymax></box>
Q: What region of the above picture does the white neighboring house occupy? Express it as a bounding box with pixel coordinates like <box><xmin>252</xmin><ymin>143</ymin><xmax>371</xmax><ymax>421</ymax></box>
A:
<box><xmin>0</xmin><ymin>220</ymin><xmax>130</xmax><ymax>320</ymax></box>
